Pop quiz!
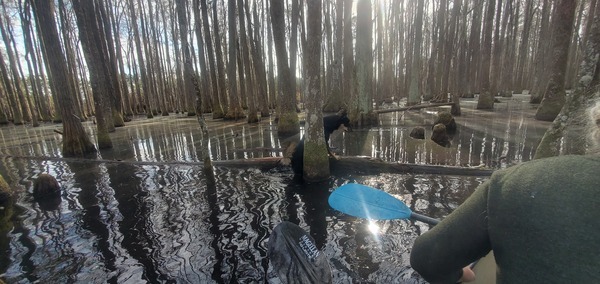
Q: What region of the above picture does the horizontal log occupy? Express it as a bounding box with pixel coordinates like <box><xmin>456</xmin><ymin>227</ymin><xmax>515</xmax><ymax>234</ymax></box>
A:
<box><xmin>1</xmin><ymin>155</ymin><xmax>493</xmax><ymax>176</ymax></box>
<box><xmin>331</xmin><ymin>156</ymin><xmax>494</xmax><ymax>176</ymax></box>
<box><xmin>374</xmin><ymin>102</ymin><xmax>455</xmax><ymax>114</ymax></box>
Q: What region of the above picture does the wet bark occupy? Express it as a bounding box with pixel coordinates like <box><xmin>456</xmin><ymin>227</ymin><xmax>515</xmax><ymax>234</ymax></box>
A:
<box><xmin>353</xmin><ymin>0</ymin><xmax>377</xmax><ymax>126</ymax></box>
<box><xmin>476</xmin><ymin>0</ymin><xmax>495</xmax><ymax>110</ymax></box>
<box><xmin>127</xmin><ymin>0</ymin><xmax>153</xmax><ymax>118</ymax></box>
<box><xmin>535</xmin><ymin>1</ymin><xmax>600</xmax><ymax>158</ymax></box>
<box><xmin>72</xmin><ymin>0</ymin><xmax>113</xmax><ymax>149</ymax></box>
<box><xmin>0</xmin><ymin>47</ymin><xmax>22</xmax><ymax>125</ymax></box>
<box><xmin>535</xmin><ymin>0</ymin><xmax>577</xmax><ymax>121</ymax></box>
<box><xmin>31</xmin><ymin>0</ymin><xmax>96</xmax><ymax>157</ymax></box>
<box><xmin>247</xmin><ymin>2</ymin><xmax>270</xmax><ymax>117</ymax></box>
<box><xmin>323</xmin><ymin>0</ymin><xmax>344</xmax><ymax>112</ymax></box>
<box><xmin>200</xmin><ymin>0</ymin><xmax>225</xmax><ymax>119</ymax></box>
<box><xmin>270</xmin><ymin>0</ymin><xmax>299</xmax><ymax>137</ymax></box>
<box><xmin>342</xmin><ymin>0</ymin><xmax>353</xmax><ymax>112</ymax></box>
<box><xmin>225</xmin><ymin>0</ymin><xmax>245</xmax><ymax>120</ymax></box>
<box><xmin>530</xmin><ymin>0</ymin><xmax>552</xmax><ymax>103</ymax></box>
<box><xmin>237</xmin><ymin>0</ymin><xmax>258</xmax><ymax>123</ymax></box>
<box><xmin>0</xmin><ymin>11</ymin><xmax>32</xmax><ymax>125</ymax></box>
<box><xmin>303</xmin><ymin>0</ymin><xmax>329</xmax><ymax>182</ymax></box>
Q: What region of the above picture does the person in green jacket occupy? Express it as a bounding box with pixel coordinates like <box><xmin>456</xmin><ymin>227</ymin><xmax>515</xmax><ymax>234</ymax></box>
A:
<box><xmin>410</xmin><ymin>101</ymin><xmax>600</xmax><ymax>283</ymax></box>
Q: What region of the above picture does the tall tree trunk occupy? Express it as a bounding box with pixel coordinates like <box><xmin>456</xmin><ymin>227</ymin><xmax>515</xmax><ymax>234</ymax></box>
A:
<box><xmin>535</xmin><ymin>0</ymin><xmax>577</xmax><ymax>121</ymax></box>
<box><xmin>408</xmin><ymin>0</ymin><xmax>424</xmax><ymax>106</ymax></box>
<box><xmin>192</xmin><ymin>0</ymin><xmax>212</xmax><ymax>114</ymax></box>
<box><xmin>304</xmin><ymin>0</ymin><xmax>329</xmax><ymax>182</ymax></box>
<box><xmin>0</xmin><ymin>4</ymin><xmax>31</xmax><ymax>124</ymax></box>
<box><xmin>238</xmin><ymin>0</ymin><xmax>258</xmax><ymax>123</ymax></box>
<box><xmin>72</xmin><ymin>0</ymin><xmax>113</xmax><ymax>149</ymax></box>
<box><xmin>290</xmin><ymin>0</ymin><xmax>299</xmax><ymax>106</ymax></box>
<box><xmin>323</xmin><ymin>0</ymin><xmax>344</xmax><ymax>112</ymax></box>
<box><xmin>0</xmin><ymin>49</ymin><xmax>22</xmax><ymax>125</ymax></box>
<box><xmin>176</xmin><ymin>0</ymin><xmax>199</xmax><ymax>120</ymax></box>
<box><xmin>97</xmin><ymin>0</ymin><xmax>125</xmax><ymax>127</ymax></box>
<box><xmin>531</xmin><ymin>0</ymin><xmax>552</xmax><ymax>103</ymax></box>
<box><xmin>515</xmin><ymin>0</ymin><xmax>534</xmax><ymax>91</ymax></box>
<box><xmin>342</xmin><ymin>0</ymin><xmax>354</xmax><ymax>114</ymax></box>
<box><xmin>200</xmin><ymin>0</ymin><xmax>225</xmax><ymax>119</ymax></box>
<box><xmin>535</xmin><ymin>0</ymin><xmax>600</xmax><ymax>158</ymax></box>
<box><xmin>248</xmin><ymin>1</ymin><xmax>270</xmax><ymax>117</ymax></box>
<box><xmin>213</xmin><ymin>0</ymin><xmax>229</xmax><ymax>115</ymax></box>
<box><xmin>353</xmin><ymin>0</ymin><xmax>376</xmax><ymax>126</ymax></box>
<box><xmin>467</xmin><ymin>0</ymin><xmax>482</xmax><ymax>96</ymax></box>
<box><xmin>31</xmin><ymin>0</ymin><xmax>96</xmax><ymax>157</ymax></box>
<box><xmin>225</xmin><ymin>0</ymin><xmax>245</xmax><ymax>120</ymax></box>
<box><xmin>476</xmin><ymin>0</ymin><xmax>496</xmax><ymax>109</ymax></box>
<box><xmin>128</xmin><ymin>0</ymin><xmax>153</xmax><ymax>118</ymax></box>
<box><xmin>271</xmin><ymin>0</ymin><xmax>299</xmax><ymax>137</ymax></box>
<box><xmin>490</xmin><ymin>0</ymin><xmax>503</xmax><ymax>98</ymax></box>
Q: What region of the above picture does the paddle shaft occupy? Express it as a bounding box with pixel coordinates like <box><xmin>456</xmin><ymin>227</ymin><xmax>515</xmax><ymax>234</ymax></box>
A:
<box><xmin>410</xmin><ymin>212</ymin><xmax>440</xmax><ymax>225</ymax></box>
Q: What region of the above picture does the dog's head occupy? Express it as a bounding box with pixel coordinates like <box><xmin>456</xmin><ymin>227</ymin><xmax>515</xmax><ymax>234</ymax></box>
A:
<box><xmin>337</xmin><ymin>114</ymin><xmax>351</xmax><ymax>132</ymax></box>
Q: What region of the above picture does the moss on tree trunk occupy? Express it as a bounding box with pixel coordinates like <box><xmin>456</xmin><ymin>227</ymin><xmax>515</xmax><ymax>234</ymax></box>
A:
<box><xmin>277</xmin><ymin>112</ymin><xmax>300</xmax><ymax>138</ymax></box>
<box><xmin>303</xmin><ymin>141</ymin><xmax>330</xmax><ymax>182</ymax></box>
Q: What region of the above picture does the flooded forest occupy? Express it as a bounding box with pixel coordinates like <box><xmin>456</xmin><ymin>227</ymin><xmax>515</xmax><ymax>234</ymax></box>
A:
<box><xmin>1</xmin><ymin>0</ymin><xmax>599</xmax><ymax>283</ymax></box>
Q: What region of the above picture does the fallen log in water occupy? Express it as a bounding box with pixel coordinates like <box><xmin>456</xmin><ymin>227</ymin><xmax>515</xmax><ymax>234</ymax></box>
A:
<box><xmin>212</xmin><ymin>156</ymin><xmax>494</xmax><ymax>176</ymax></box>
<box><xmin>330</xmin><ymin>156</ymin><xmax>493</xmax><ymax>176</ymax></box>
<box><xmin>374</xmin><ymin>102</ymin><xmax>455</xmax><ymax>114</ymax></box>
<box><xmin>1</xmin><ymin>155</ymin><xmax>493</xmax><ymax>176</ymax></box>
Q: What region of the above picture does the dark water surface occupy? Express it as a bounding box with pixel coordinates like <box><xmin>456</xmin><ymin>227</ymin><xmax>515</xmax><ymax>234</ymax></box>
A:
<box><xmin>0</xmin><ymin>96</ymin><xmax>551</xmax><ymax>283</ymax></box>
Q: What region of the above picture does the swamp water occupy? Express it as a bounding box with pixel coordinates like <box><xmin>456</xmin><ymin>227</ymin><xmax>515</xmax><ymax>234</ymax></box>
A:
<box><xmin>0</xmin><ymin>96</ymin><xmax>551</xmax><ymax>283</ymax></box>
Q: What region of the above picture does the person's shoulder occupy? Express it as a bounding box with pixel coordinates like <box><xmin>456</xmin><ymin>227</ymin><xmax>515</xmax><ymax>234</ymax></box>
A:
<box><xmin>491</xmin><ymin>155</ymin><xmax>599</xmax><ymax>181</ymax></box>
<box><xmin>521</xmin><ymin>155</ymin><xmax>600</xmax><ymax>168</ymax></box>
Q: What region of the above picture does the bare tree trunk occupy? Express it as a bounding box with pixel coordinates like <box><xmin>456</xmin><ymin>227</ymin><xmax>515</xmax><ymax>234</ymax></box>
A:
<box><xmin>247</xmin><ymin>1</ymin><xmax>270</xmax><ymax>117</ymax></box>
<box><xmin>31</xmin><ymin>0</ymin><xmax>96</xmax><ymax>157</ymax></box>
<box><xmin>323</xmin><ymin>0</ymin><xmax>344</xmax><ymax>112</ymax></box>
<box><xmin>72</xmin><ymin>0</ymin><xmax>113</xmax><ymax>149</ymax></box>
<box><xmin>353</xmin><ymin>0</ymin><xmax>376</xmax><ymax>126</ymax></box>
<box><xmin>0</xmin><ymin>49</ymin><xmax>22</xmax><ymax>125</ymax></box>
<box><xmin>0</xmin><ymin>2</ymin><xmax>31</xmax><ymax>124</ymax></box>
<box><xmin>225</xmin><ymin>0</ymin><xmax>245</xmax><ymax>120</ymax></box>
<box><xmin>200</xmin><ymin>0</ymin><xmax>225</xmax><ymax>119</ymax></box>
<box><xmin>514</xmin><ymin>0</ymin><xmax>534</xmax><ymax>91</ymax></box>
<box><xmin>236</xmin><ymin>0</ymin><xmax>258</xmax><ymax>123</ymax></box>
<box><xmin>192</xmin><ymin>0</ymin><xmax>212</xmax><ymax>115</ymax></box>
<box><xmin>531</xmin><ymin>0</ymin><xmax>552</xmax><ymax>103</ymax></box>
<box><xmin>128</xmin><ymin>0</ymin><xmax>153</xmax><ymax>118</ymax></box>
<box><xmin>303</xmin><ymin>0</ymin><xmax>329</xmax><ymax>182</ymax></box>
<box><xmin>271</xmin><ymin>0</ymin><xmax>299</xmax><ymax>137</ymax></box>
<box><xmin>213</xmin><ymin>0</ymin><xmax>229</xmax><ymax>115</ymax></box>
<box><xmin>97</xmin><ymin>0</ymin><xmax>125</xmax><ymax>127</ymax></box>
<box><xmin>408</xmin><ymin>0</ymin><xmax>424</xmax><ymax>106</ymax></box>
<box><xmin>490</xmin><ymin>0</ymin><xmax>503</xmax><ymax>98</ymax></box>
<box><xmin>290</xmin><ymin>0</ymin><xmax>299</xmax><ymax>107</ymax></box>
<box><xmin>476</xmin><ymin>0</ymin><xmax>495</xmax><ymax>109</ymax></box>
<box><xmin>535</xmin><ymin>0</ymin><xmax>600</xmax><ymax>158</ymax></box>
<box><xmin>535</xmin><ymin>0</ymin><xmax>577</xmax><ymax>121</ymax></box>
<box><xmin>57</xmin><ymin>0</ymin><xmax>86</xmax><ymax>121</ymax></box>
<box><xmin>467</xmin><ymin>0</ymin><xmax>482</xmax><ymax>96</ymax></box>
<box><xmin>342</xmin><ymin>0</ymin><xmax>354</xmax><ymax>115</ymax></box>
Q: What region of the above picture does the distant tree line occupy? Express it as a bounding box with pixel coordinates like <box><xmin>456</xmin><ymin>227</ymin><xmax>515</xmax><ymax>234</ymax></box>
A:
<box><xmin>0</xmin><ymin>0</ymin><xmax>598</xmax><ymax>158</ymax></box>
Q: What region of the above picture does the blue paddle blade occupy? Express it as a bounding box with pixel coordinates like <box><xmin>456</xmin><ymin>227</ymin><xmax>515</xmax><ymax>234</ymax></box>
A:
<box><xmin>328</xmin><ymin>183</ymin><xmax>413</xmax><ymax>220</ymax></box>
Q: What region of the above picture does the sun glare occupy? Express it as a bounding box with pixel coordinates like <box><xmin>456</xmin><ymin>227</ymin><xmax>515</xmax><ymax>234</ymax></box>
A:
<box><xmin>368</xmin><ymin>221</ymin><xmax>380</xmax><ymax>235</ymax></box>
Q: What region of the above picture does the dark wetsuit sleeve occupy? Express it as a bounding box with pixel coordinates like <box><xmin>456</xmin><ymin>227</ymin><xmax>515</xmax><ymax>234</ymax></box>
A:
<box><xmin>410</xmin><ymin>180</ymin><xmax>492</xmax><ymax>284</ymax></box>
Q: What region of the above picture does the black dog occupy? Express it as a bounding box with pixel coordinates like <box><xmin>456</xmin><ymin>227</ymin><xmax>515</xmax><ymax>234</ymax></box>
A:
<box><xmin>291</xmin><ymin>114</ymin><xmax>351</xmax><ymax>175</ymax></box>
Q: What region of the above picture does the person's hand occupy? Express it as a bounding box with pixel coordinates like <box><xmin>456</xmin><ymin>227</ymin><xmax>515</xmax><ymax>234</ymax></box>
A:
<box><xmin>459</xmin><ymin>266</ymin><xmax>476</xmax><ymax>282</ymax></box>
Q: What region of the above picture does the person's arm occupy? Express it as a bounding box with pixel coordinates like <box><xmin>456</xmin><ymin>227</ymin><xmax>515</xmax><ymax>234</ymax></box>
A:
<box><xmin>410</xmin><ymin>180</ymin><xmax>493</xmax><ymax>283</ymax></box>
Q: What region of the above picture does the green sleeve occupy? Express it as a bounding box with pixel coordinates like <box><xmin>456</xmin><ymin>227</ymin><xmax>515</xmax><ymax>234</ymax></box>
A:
<box><xmin>410</xmin><ymin>179</ymin><xmax>493</xmax><ymax>283</ymax></box>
